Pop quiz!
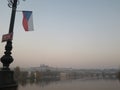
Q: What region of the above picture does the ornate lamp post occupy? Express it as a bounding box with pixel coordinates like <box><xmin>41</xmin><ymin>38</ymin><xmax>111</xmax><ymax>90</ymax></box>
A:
<box><xmin>1</xmin><ymin>0</ymin><xmax>18</xmax><ymax>70</ymax></box>
<box><xmin>0</xmin><ymin>0</ymin><xmax>18</xmax><ymax>89</ymax></box>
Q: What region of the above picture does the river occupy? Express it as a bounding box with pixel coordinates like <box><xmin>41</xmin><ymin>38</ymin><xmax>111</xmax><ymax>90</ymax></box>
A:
<box><xmin>18</xmin><ymin>79</ymin><xmax>120</xmax><ymax>90</ymax></box>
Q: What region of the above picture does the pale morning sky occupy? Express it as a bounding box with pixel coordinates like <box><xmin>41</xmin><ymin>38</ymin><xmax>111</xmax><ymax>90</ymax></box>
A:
<box><xmin>0</xmin><ymin>0</ymin><xmax>120</xmax><ymax>69</ymax></box>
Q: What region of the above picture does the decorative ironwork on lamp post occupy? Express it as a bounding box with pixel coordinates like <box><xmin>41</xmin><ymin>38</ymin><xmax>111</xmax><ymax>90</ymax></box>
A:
<box><xmin>0</xmin><ymin>0</ymin><xmax>18</xmax><ymax>70</ymax></box>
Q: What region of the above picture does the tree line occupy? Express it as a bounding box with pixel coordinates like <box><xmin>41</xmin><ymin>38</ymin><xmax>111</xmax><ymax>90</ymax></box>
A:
<box><xmin>14</xmin><ymin>66</ymin><xmax>60</xmax><ymax>83</ymax></box>
<box><xmin>13</xmin><ymin>66</ymin><xmax>120</xmax><ymax>83</ymax></box>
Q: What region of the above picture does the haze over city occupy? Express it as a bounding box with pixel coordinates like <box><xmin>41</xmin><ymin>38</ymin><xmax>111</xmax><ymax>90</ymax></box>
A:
<box><xmin>0</xmin><ymin>0</ymin><xmax>120</xmax><ymax>69</ymax></box>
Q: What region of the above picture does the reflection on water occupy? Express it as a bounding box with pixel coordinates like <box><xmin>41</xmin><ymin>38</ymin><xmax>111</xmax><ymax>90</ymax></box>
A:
<box><xmin>18</xmin><ymin>79</ymin><xmax>120</xmax><ymax>90</ymax></box>
<box><xmin>18</xmin><ymin>79</ymin><xmax>59</xmax><ymax>87</ymax></box>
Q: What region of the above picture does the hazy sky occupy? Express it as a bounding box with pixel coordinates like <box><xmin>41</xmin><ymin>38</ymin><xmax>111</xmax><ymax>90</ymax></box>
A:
<box><xmin>0</xmin><ymin>0</ymin><xmax>120</xmax><ymax>69</ymax></box>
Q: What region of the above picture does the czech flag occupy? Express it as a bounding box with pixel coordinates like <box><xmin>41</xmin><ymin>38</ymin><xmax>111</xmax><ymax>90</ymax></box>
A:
<box><xmin>22</xmin><ymin>11</ymin><xmax>34</xmax><ymax>31</ymax></box>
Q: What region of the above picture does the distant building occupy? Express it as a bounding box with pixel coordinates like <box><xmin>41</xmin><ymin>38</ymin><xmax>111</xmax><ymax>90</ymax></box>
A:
<box><xmin>39</xmin><ymin>64</ymin><xmax>49</xmax><ymax>71</ymax></box>
<box><xmin>60</xmin><ymin>72</ymin><xmax>69</xmax><ymax>80</ymax></box>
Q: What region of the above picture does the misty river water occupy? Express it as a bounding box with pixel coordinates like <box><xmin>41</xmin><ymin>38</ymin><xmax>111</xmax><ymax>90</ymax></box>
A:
<box><xmin>18</xmin><ymin>79</ymin><xmax>120</xmax><ymax>90</ymax></box>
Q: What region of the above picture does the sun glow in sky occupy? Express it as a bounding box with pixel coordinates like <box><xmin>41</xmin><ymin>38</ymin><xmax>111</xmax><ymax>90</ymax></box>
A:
<box><xmin>0</xmin><ymin>0</ymin><xmax>120</xmax><ymax>69</ymax></box>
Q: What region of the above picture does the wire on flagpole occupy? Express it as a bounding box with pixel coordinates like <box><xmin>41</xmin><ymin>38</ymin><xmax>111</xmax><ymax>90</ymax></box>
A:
<box><xmin>16</xmin><ymin>10</ymin><xmax>23</xmax><ymax>12</ymax></box>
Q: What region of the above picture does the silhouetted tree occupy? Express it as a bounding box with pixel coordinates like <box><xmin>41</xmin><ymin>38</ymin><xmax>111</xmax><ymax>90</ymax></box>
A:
<box><xmin>35</xmin><ymin>71</ymin><xmax>42</xmax><ymax>81</ymax></box>
<box><xmin>117</xmin><ymin>71</ymin><xmax>120</xmax><ymax>80</ymax></box>
<box><xmin>14</xmin><ymin>66</ymin><xmax>21</xmax><ymax>81</ymax></box>
<box><xmin>14</xmin><ymin>66</ymin><xmax>28</xmax><ymax>82</ymax></box>
<box><xmin>19</xmin><ymin>71</ymin><xmax>28</xmax><ymax>81</ymax></box>
<box><xmin>30</xmin><ymin>72</ymin><xmax>35</xmax><ymax>81</ymax></box>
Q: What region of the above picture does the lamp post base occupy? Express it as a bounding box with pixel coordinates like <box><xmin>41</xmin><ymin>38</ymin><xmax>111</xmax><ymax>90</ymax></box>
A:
<box><xmin>0</xmin><ymin>70</ymin><xmax>18</xmax><ymax>90</ymax></box>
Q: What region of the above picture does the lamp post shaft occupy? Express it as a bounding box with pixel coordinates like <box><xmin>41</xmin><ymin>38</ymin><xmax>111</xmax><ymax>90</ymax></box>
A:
<box><xmin>9</xmin><ymin>0</ymin><xmax>17</xmax><ymax>33</ymax></box>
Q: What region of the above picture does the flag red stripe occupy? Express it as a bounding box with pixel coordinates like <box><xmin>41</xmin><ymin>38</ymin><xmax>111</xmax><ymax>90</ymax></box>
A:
<box><xmin>23</xmin><ymin>14</ymin><xmax>28</xmax><ymax>31</ymax></box>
